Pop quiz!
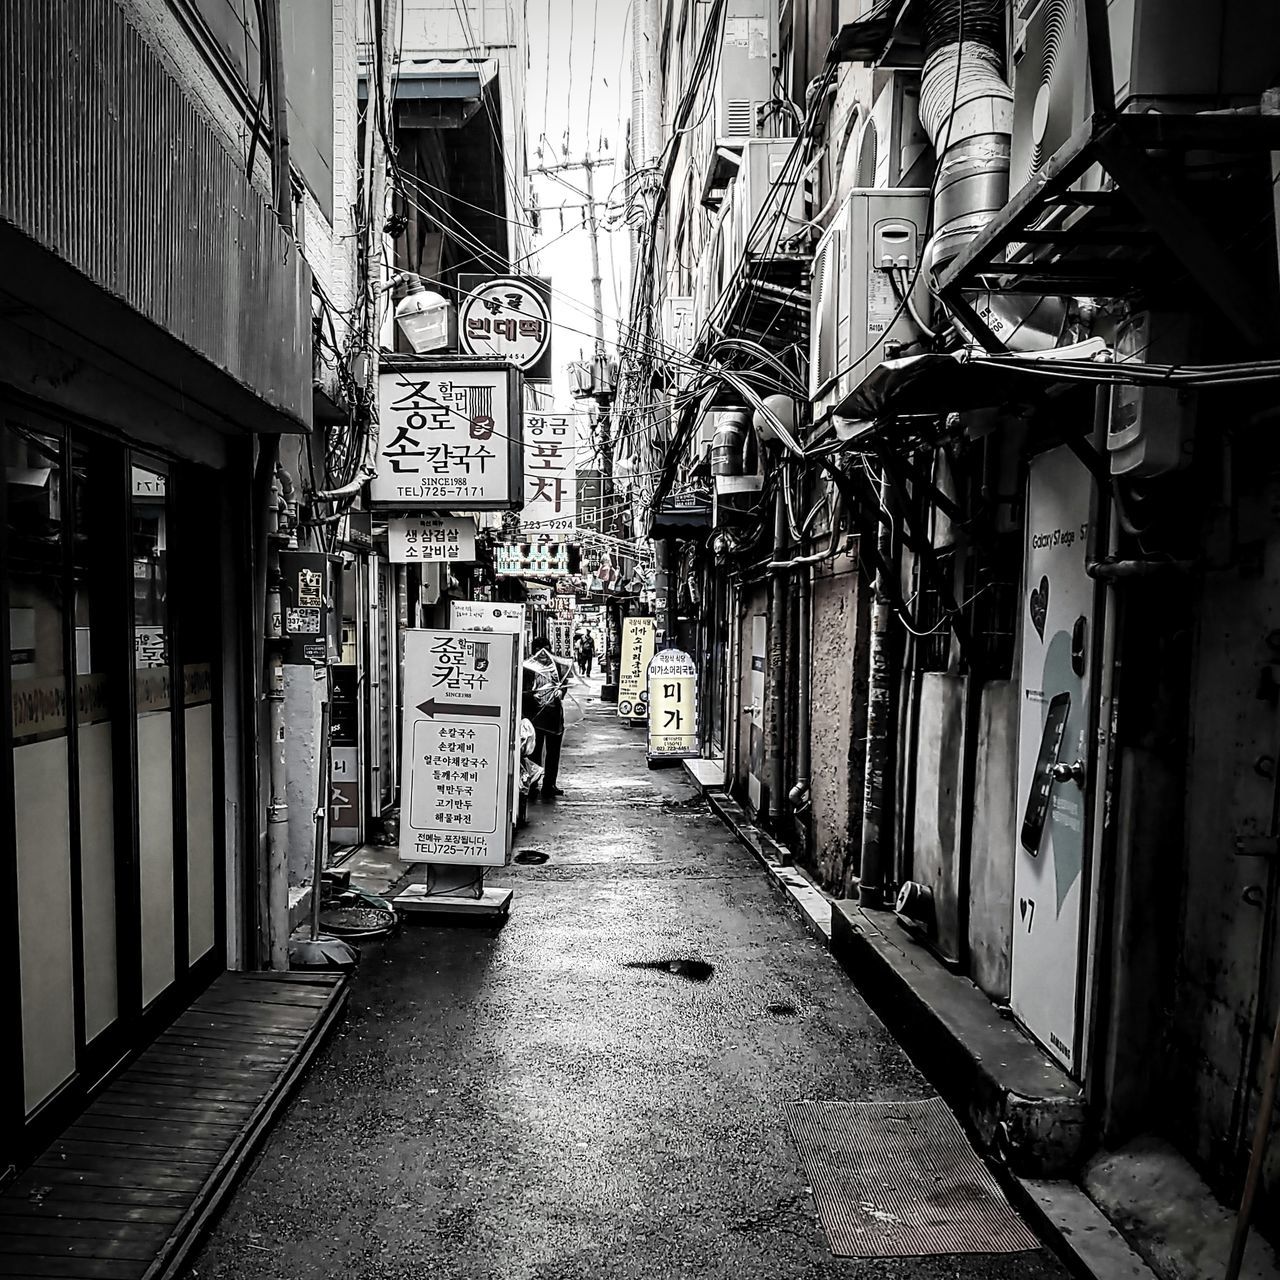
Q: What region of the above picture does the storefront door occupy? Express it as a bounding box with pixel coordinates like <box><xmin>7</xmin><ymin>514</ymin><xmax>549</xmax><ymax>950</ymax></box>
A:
<box><xmin>1010</xmin><ymin>445</ymin><xmax>1099</xmax><ymax>1074</ymax></box>
<box><xmin>1</xmin><ymin>406</ymin><xmax>226</xmax><ymax>1155</ymax></box>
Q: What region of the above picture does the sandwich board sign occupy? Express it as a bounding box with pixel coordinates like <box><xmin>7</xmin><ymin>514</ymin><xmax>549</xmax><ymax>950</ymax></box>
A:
<box><xmin>617</xmin><ymin>616</ymin><xmax>656</xmax><ymax>721</ymax></box>
<box><xmin>647</xmin><ymin>648</ymin><xmax>699</xmax><ymax>760</ymax></box>
<box><xmin>399</xmin><ymin>629</ymin><xmax>518</xmax><ymax>866</ymax></box>
<box><xmin>449</xmin><ymin>601</ymin><xmax>527</xmax><ymax>827</ymax></box>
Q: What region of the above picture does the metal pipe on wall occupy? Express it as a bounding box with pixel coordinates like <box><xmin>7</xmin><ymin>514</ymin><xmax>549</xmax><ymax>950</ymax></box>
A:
<box><xmin>766</xmin><ymin>472</ymin><xmax>788</xmax><ymax>822</ymax></box>
<box><xmin>859</xmin><ymin>470</ymin><xmax>896</xmax><ymax>905</ymax></box>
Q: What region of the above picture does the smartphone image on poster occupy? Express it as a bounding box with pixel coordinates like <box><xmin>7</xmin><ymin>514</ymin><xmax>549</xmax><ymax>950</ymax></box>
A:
<box><xmin>1020</xmin><ymin>692</ymin><xmax>1071</xmax><ymax>855</ymax></box>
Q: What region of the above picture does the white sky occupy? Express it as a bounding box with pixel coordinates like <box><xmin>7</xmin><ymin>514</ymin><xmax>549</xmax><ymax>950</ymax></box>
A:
<box><xmin>522</xmin><ymin>0</ymin><xmax>633</xmax><ymax>410</ymax></box>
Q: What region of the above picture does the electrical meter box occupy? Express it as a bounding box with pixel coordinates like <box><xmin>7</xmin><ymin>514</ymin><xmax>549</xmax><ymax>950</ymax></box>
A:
<box><xmin>1108</xmin><ymin>311</ymin><xmax>1196</xmax><ymax>477</ymax></box>
<box><xmin>809</xmin><ymin>187</ymin><xmax>931</xmax><ymax>423</ymax></box>
<box><xmin>278</xmin><ymin>551</ymin><xmax>342</xmax><ymax>665</ymax></box>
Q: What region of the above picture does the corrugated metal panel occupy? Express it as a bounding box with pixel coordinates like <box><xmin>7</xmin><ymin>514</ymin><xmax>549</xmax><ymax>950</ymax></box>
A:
<box><xmin>0</xmin><ymin>0</ymin><xmax>312</xmax><ymax>428</ymax></box>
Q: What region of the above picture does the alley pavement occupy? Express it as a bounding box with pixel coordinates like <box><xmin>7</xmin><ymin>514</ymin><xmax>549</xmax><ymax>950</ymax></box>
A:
<box><xmin>187</xmin><ymin>680</ymin><xmax>1066</xmax><ymax>1280</ymax></box>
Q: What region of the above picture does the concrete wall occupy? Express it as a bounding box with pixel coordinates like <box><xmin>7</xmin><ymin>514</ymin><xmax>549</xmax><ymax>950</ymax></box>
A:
<box><xmin>284</xmin><ymin>664</ymin><xmax>328</xmax><ymax>886</ymax></box>
<box><xmin>120</xmin><ymin>0</ymin><xmax>360</xmax><ymax>322</ymax></box>
<box><xmin>1171</xmin><ymin>545</ymin><xmax>1280</xmax><ymax>1196</ymax></box>
<box><xmin>809</xmin><ymin>550</ymin><xmax>866</xmax><ymax>895</ymax></box>
<box><xmin>909</xmin><ymin>673</ymin><xmax>966</xmax><ymax>964</ymax></box>
<box><xmin>968</xmin><ymin>679</ymin><xmax>1019</xmax><ymax>1000</ymax></box>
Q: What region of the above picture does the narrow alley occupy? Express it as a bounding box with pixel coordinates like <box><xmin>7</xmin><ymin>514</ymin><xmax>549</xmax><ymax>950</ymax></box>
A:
<box><xmin>186</xmin><ymin>688</ymin><xmax>1062</xmax><ymax>1280</ymax></box>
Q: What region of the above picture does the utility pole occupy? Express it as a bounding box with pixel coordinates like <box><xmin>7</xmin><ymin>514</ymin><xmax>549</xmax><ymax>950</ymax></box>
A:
<box><xmin>528</xmin><ymin>152</ymin><xmax>615</xmax><ymax>515</ymax></box>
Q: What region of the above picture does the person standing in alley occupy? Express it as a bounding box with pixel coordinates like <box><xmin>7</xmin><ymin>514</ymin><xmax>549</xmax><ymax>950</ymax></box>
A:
<box><xmin>526</xmin><ymin>635</ymin><xmax>573</xmax><ymax>798</ymax></box>
<box><xmin>575</xmin><ymin>630</ymin><xmax>595</xmax><ymax>677</ymax></box>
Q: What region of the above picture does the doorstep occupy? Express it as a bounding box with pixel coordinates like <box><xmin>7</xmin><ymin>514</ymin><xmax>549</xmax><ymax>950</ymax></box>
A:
<box><xmin>681</xmin><ymin>755</ymin><xmax>726</xmax><ymax>794</ymax></box>
<box><xmin>829</xmin><ymin>900</ymin><xmax>1088</xmax><ymax>1178</ymax></box>
<box><xmin>0</xmin><ymin>970</ymin><xmax>349</xmax><ymax>1280</ymax></box>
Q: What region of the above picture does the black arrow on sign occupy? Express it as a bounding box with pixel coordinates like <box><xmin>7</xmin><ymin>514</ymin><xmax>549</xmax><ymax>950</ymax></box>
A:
<box><xmin>416</xmin><ymin>697</ymin><xmax>500</xmax><ymax>719</ymax></box>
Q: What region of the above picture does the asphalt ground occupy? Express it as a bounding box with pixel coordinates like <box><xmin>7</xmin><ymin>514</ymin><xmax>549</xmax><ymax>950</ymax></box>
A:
<box><xmin>186</xmin><ymin>680</ymin><xmax>1067</xmax><ymax>1280</ymax></box>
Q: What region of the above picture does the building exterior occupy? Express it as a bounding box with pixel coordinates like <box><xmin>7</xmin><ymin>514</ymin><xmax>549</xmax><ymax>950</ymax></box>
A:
<box><xmin>618</xmin><ymin>0</ymin><xmax>1280</xmax><ymax>1235</ymax></box>
<box><xmin>0</xmin><ymin>0</ymin><xmax>376</xmax><ymax>1166</ymax></box>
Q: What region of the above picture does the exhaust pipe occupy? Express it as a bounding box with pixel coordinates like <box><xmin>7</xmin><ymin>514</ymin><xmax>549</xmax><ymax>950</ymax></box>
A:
<box><xmin>919</xmin><ymin>0</ymin><xmax>1066</xmax><ymax>350</ymax></box>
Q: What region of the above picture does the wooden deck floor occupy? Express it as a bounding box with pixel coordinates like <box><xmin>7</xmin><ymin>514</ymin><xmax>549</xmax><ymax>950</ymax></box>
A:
<box><xmin>0</xmin><ymin>970</ymin><xmax>348</xmax><ymax>1279</ymax></box>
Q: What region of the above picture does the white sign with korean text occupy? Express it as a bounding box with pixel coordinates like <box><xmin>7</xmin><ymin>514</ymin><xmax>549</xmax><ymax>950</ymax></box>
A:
<box><xmin>647</xmin><ymin>648</ymin><xmax>698</xmax><ymax>759</ymax></box>
<box><xmin>399</xmin><ymin>629</ymin><xmax>518</xmax><ymax>867</ymax></box>
<box><xmin>522</xmin><ymin>411</ymin><xmax>577</xmax><ymax>533</ymax></box>
<box><xmin>373</xmin><ymin>366</ymin><xmax>519</xmax><ymax>509</ymax></box>
<box><xmin>450</xmin><ymin>601</ymin><xmax>527</xmax><ymax>827</ymax></box>
<box><xmin>459</xmin><ymin>276</ymin><xmax>552</xmax><ymax>377</ymax></box>
<box><xmin>388</xmin><ymin>515</ymin><xmax>477</xmax><ymax>564</ymax></box>
<box><xmin>617</xmin><ymin>616</ymin><xmax>656</xmax><ymax>721</ymax></box>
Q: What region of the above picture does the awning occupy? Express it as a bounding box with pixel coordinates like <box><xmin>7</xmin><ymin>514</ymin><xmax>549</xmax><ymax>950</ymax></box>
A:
<box><xmin>648</xmin><ymin>496</ymin><xmax>712</xmax><ymax>538</ymax></box>
<box><xmin>833</xmin><ymin>341</ymin><xmax>1109</xmax><ymax>441</ymax></box>
<box><xmin>361</xmin><ymin>59</ymin><xmax>498</xmax><ymax>128</ymax></box>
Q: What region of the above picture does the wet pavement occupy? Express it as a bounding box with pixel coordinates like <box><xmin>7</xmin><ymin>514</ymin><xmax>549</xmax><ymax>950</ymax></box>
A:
<box><xmin>187</xmin><ymin>682</ymin><xmax>1066</xmax><ymax>1280</ymax></box>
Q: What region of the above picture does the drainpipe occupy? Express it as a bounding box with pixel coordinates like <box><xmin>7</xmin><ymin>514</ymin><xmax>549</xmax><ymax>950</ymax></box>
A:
<box><xmin>766</xmin><ymin>470</ymin><xmax>788</xmax><ymax>823</ymax></box>
<box><xmin>265</xmin><ymin>651</ymin><xmax>289</xmax><ymax>969</ymax></box>
<box><xmin>860</xmin><ymin>468</ymin><xmax>896</xmax><ymax>907</ymax></box>
<box><xmin>790</xmin><ymin>565</ymin><xmax>813</xmax><ymax>837</ymax></box>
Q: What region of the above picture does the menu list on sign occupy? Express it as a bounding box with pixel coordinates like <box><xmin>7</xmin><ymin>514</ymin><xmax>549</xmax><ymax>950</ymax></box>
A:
<box><xmin>399</xmin><ymin>628</ymin><xmax>517</xmax><ymax>866</ymax></box>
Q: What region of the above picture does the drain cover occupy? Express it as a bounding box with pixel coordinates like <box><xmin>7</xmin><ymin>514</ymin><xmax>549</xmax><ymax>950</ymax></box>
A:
<box><xmin>785</xmin><ymin>1097</ymin><xmax>1039</xmax><ymax>1257</ymax></box>
<box><xmin>766</xmin><ymin>1001</ymin><xmax>799</xmax><ymax>1016</ymax></box>
<box><xmin>513</xmin><ymin>849</ymin><xmax>549</xmax><ymax>865</ymax></box>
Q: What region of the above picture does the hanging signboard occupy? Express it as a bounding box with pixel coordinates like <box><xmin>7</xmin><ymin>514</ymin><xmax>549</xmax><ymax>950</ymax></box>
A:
<box><xmin>617</xmin><ymin>616</ymin><xmax>656</xmax><ymax>721</ymax></box>
<box><xmin>450</xmin><ymin>601</ymin><xmax>527</xmax><ymax>829</ymax></box>
<box><xmin>458</xmin><ymin>274</ymin><xmax>552</xmax><ymax>383</ymax></box>
<box><xmin>522</xmin><ymin>411</ymin><xmax>577</xmax><ymax>534</ymax></box>
<box><xmin>553</xmin><ymin>594</ymin><xmax>576</xmax><ymax>617</ymax></box>
<box><xmin>1010</xmin><ymin>445</ymin><xmax>1097</xmax><ymax>1073</ymax></box>
<box><xmin>495</xmin><ymin>540</ymin><xmax>571</xmax><ymax>577</ymax></box>
<box><xmin>647</xmin><ymin>648</ymin><xmax>699</xmax><ymax>760</ymax></box>
<box><xmin>398</xmin><ymin>629</ymin><xmax>518</xmax><ymax>867</ymax></box>
<box><xmin>388</xmin><ymin>514</ymin><xmax>477</xmax><ymax>563</ymax></box>
<box><xmin>372</xmin><ymin>360</ymin><xmax>523</xmax><ymax>510</ymax></box>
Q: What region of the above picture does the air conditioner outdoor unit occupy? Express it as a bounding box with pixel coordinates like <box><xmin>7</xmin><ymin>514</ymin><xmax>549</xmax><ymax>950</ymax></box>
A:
<box><xmin>721</xmin><ymin>138</ymin><xmax>809</xmax><ymax>283</ymax></box>
<box><xmin>1011</xmin><ymin>0</ymin><xmax>1280</xmax><ymax>194</ymax></box>
<box><xmin>809</xmin><ymin>188</ymin><xmax>931</xmax><ymax>422</ymax></box>
<box><xmin>712</xmin><ymin>0</ymin><xmax>779</xmax><ymax>142</ymax></box>
<box><xmin>859</xmin><ymin>71</ymin><xmax>931</xmax><ymax>189</ymax></box>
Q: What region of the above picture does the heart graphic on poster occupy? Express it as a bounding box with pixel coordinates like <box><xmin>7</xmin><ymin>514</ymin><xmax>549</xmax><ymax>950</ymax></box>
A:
<box><xmin>1029</xmin><ymin>576</ymin><xmax>1049</xmax><ymax>640</ymax></box>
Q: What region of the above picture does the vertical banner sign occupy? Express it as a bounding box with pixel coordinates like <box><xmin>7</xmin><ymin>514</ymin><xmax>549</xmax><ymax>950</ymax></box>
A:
<box><xmin>458</xmin><ymin>275</ymin><xmax>553</xmax><ymax>383</ymax></box>
<box><xmin>372</xmin><ymin>362</ymin><xmax>522</xmax><ymax>509</ymax></box>
<box><xmin>522</xmin><ymin>412</ymin><xmax>577</xmax><ymax>534</ymax></box>
<box><xmin>387</xmin><ymin>515</ymin><xmax>477</xmax><ymax>563</ymax></box>
<box><xmin>399</xmin><ymin>629</ymin><xmax>518</xmax><ymax>866</ymax></box>
<box><xmin>647</xmin><ymin>649</ymin><xmax>698</xmax><ymax>760</ymax></box>
<box><xmin>1011</xmin><ymin>446</ymin><xmax>1097</xmax><ymax>1072</ymax></box>
<box><xmin>450</xmin><ymin>601</ymin><xmax>527</xmax><ymax>828</ymax></box>
<box><xmin>617</xmin><ymin>617</ymin><xmax>656</xmax><ymax>721</ymax></box>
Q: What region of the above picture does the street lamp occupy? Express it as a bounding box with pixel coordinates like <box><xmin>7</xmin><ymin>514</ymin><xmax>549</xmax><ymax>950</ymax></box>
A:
<box><xmin>393</xmin><ymin>273</ymin><xmax>452</xmax><ymax>353</ymax></box>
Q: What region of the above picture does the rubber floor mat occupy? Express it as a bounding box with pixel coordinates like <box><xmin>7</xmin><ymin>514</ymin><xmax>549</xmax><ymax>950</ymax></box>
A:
<box><xmin>785</xmin><ymin>1097</ymin><xmax>1040</xmax><ymax>1257</ymax></box>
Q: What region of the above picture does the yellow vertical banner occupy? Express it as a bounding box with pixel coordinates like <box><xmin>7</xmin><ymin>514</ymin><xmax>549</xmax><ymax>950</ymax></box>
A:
<box><xmin>646</xmin><ymin>648</ymin><xmax>698</xmax><ymax>759</ymax></box>
<box><xmin>617</xmin><ymin>617</ymin><xmax>656</xmax><ymax>720</ymax></box>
